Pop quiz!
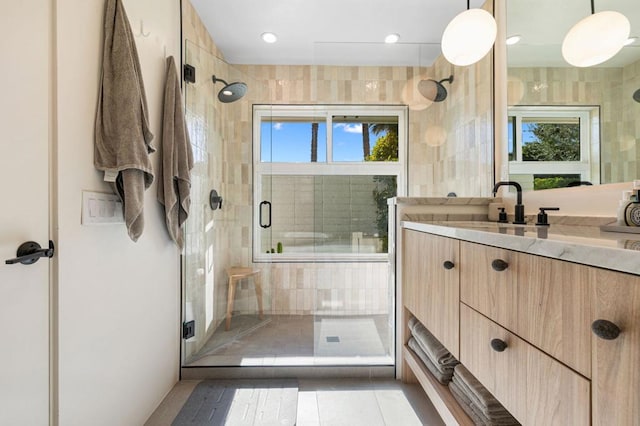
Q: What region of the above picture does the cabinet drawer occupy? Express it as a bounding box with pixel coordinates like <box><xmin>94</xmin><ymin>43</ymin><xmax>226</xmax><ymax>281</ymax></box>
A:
<box><xmin>460</xmin><ymin>241</ymin><xmax>591</xmax><ymax>377</ymax></box>
<box><xmin>460</xmin><ymin>242</ymin><xmax>516</xmax><ymax>328</ymax></box>
<box><xmin>460</xmin><ymin>304</ymin><xmax>590</xmax><ymax>426</ymax></box>
<box><xmin>403</xmin><ymin>230</ymin><xmax>459</xmax><ymax>357</ymax></box>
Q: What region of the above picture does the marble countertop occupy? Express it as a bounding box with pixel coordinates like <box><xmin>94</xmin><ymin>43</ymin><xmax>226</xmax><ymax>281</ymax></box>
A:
<box><xmin>401</xmin><ymin>220</ymin><xmax>640</xmax><ymax>276</ymax></box>
<box><xmin>390</xmin><ymin>197</ymin><xmax>497</xmax><ymax>206</ymax></box>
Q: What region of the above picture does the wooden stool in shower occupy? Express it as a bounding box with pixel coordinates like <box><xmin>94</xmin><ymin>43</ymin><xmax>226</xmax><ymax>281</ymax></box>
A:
<box><xmin>225</xmin><ymin>267</ymin><xmax>264</xmax><ymax>331</ymax></box>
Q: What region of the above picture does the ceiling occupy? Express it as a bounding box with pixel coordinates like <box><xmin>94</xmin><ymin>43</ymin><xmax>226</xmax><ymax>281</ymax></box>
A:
<box><xmin>190</xmin><ymin>0</ymin><xmax>486</xmax><ymax>66</ymax></box>
<box><xmin>507</xmin><ymin>0</ymin><xmax>640</xmax><ymax>67</ymax></box>
<box><xmin>190</xmin><ymin>0</ymin><xmax>640</xmax><ymax>68</ymax></box>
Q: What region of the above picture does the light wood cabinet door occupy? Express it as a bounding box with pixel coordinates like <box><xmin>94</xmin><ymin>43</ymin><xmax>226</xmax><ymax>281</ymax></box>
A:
<box><xmin>460</xmin><ymin>304</ymin><xmax>591</xmax><ymax>426</ymax></box>
<box><xmin>592</xmin><ymin>269</ymin><xmax>640</xmax><ymax>426</ymax></box>
<box><xmin>461</xmin><ymin>241</ymin><xmax>592</xmax><ymax>377</ymax></box>
<box><xmin>460</xmin><ymin>241</ymin><xmax>517</xmax><ymax>330</ymax></box>
<box><xmin>403</xmin><ymin>229</ymin><xmax>460</xmax><ymax>357</ymax></box>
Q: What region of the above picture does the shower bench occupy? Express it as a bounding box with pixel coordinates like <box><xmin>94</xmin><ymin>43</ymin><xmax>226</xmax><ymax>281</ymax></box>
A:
<box><xmin>225</xmin><ymin>267</ymin><xmax>264</xmax><ymax>330</ymax></box>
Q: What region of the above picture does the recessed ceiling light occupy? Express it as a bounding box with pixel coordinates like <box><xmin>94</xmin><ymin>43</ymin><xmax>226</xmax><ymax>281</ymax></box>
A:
<box><xmin>624</xmin><ymin>36</ymin><xmax>638</xmax><ymax>46</ymax></box>
<box><xmin>261</xmin><ymin>32</ymin><xmax>278</xmax><ymax>43</ymax></box>
<box><xmin>384</xmin><ymin>33</ymin><xmax>400</xmax><ymax>44</ymax></box>
<box><xmin>506</xmin><ymin>35</ymin><xmax>521</xmax><ymax>45</ymax></box>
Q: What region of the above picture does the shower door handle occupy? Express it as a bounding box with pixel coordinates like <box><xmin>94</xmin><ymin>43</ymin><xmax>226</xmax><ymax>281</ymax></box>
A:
<box><xmin>259</xmin><ymin>201</ymin><xmax>272</xmax><ymax>229</ymax></box>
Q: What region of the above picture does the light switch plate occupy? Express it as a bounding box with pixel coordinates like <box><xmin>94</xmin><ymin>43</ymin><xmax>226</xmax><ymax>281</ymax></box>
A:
<box><xmin>81</xmin><ymin>191</ymin><xmax>124</xmax><ymax>225</ymax></box>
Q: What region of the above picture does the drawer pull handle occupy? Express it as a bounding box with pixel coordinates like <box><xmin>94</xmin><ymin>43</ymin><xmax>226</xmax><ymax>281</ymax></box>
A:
<box><xmin>491</xmin><ymin>259</ymin><xmax>509</xmax><ymax>271</ymax></box>
<box><xmin>591</xmin><ymin>319</ymin><xmax>621</xmax><ymax>340</ymax></box>
<box><xmin>443</xmin><ymin>261</ymin><xmax>455</xmax><ymax>270</ymax></box>
<box><xmin>490</xmin><ymin>338</ymin><xmax>508</xmax><ymax>352</ymax></box>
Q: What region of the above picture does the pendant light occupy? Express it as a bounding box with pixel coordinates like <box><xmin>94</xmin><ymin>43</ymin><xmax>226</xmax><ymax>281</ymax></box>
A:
<box><xmin>441</xmin><ymin>0</ymin><xmax>497</xmax><ymax>66</ymax></box>
<box><xmin>562</xmin><ymin>0</ymin><xmax>630</xmax><ymax>67</ymax></box>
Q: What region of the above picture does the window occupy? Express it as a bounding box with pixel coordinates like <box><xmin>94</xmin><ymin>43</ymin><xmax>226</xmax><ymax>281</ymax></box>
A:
<box><xmin>253</xmin><ymin>105</ymin><xmax>407</xmax><ymax>261</ymax></box>
<box><xmin>508</xmin><ymin>106</ymin><xmax>599</xmax><ymax>190</ymax></box>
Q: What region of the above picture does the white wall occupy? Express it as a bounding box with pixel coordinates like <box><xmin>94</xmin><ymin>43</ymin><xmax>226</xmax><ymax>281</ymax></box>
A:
<box><xmin>55</xmin><ymin>0</ymin><xmax>181</xmax><ymax>424</ymax></box>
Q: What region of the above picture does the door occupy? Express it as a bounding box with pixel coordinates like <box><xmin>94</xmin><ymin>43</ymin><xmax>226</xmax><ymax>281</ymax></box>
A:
<box><xmin>0</xmin><ymin>1</ymin><xmax>52</xmax><ymax>424</ymax></box>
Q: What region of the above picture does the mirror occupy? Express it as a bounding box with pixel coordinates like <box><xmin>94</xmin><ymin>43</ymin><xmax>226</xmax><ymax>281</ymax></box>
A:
<box><xmin>505</xmin><ymin>0</ymin><xmax>640</xmax><ymax>190</ymax></box>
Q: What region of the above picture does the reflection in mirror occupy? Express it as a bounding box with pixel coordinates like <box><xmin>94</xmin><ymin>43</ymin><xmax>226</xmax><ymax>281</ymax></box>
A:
<box><xmin>505</xmin><ymin>0</ymin><xmax>640</xmax><ymax>189</ymax></box>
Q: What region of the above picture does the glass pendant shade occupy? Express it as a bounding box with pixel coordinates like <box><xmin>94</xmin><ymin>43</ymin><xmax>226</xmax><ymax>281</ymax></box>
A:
<box><xmin>441</xmin><ymin>8</ymin><xmax>497</xmax><ymax>66</ymax></box>
<box><xmin>562</xmin><ymin>11</ymin><xmax>630</xmax><ymax>67</ymax></box>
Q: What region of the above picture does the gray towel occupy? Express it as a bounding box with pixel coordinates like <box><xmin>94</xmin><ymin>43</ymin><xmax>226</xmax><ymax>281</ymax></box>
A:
<box><xmin>453</xmin><ymin>364</ymin><xmax>505</xmax><ymax>413</ymax></box>
<box><xmin>409</xmin><ymin>316</ymin><xmax>459</xmax><ymax>369</ymax></box>
<box><xmin>452</xmin><ymin>374</ymin><xmax>506</xmax><ymax>416</ymax></box>
<box><xmin>95</xmin><ymin>0</ymin><xmax>154</xmax><ymax>242</ymax></box>
<box><xmin>450</xmin><ymin>381</ymin><xmax>520</xmax><ymax>426</ymax></box>
<box><xmin>408</xmin><ymin>337</ymin><xmax>453</xmax><ymax>385</ymax></box>
<box><xmin>157</xmin><ymin>56</ymin><xmax>193</xmax><ymax>249</ymax></box>
<box><xmin>449</xmin><ymin>381</ymin><xmax>485</xmax><ymax>425</ymax></box>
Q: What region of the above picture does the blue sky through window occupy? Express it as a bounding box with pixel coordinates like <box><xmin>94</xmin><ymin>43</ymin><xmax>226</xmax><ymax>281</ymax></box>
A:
<box><xmin>260</xmin><ymin>121</ymin><xmax>387</xmax><ymax>162</ymax></box>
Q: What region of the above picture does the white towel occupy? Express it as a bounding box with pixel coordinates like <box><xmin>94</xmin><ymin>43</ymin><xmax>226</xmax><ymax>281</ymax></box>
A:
<box><xmin>94</xmin><ymin>0</ymin><xmax>154</xmax><ymax>242</ymax></box>
<box><xmin>157</xmin><ymin>56</ymin><xmax>193</xmax><ymax>249</ymax></box>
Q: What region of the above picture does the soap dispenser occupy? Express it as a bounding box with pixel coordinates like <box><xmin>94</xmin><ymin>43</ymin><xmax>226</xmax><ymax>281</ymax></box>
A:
<box><xmin>624</xmin><ymin>189</ymin><xmax>640</xmax><ymax>226</ymax></box>
<box><xmin>497</xmin><ymin>208</ymin><xmax>508</xmax><ymax>223</ymax></box>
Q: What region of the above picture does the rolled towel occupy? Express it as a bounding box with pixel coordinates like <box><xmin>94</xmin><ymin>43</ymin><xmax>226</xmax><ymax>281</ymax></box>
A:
<box><xmin>408</xmin><ymin>338</ymin><xmax>453</xmax><ymax>385</ymax></box>
<box><xmin>409</xmin><ymin>317</ymin><xmax>458</xmax><ymax>369</ymax></box>
<box><xmin>408</xmin><ymin>316</ymin><xmax>418</xmax><ymax>331</ymax></box>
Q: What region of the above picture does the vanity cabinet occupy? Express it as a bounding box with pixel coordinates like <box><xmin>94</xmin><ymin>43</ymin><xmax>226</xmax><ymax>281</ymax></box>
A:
<box><xmin>460</xmin><ymin>241</ymin><xmax>592</xmax><ymax>377</ymax></box>
<box><xmin>401</xmin><ymin>225</ymin><xmax>640</xmax><ymax>426</ymax></box>
<box><xmin>403</xmin><ymin>229</ymin><xmax>459</xmax><ymax>357</ymax></box>
<box><xmin>592</xmin><ymin>269</ymin><xmax>640</xmax><ymax>425</ymax></box>
<box><xmin>460</xmin><ymin>304</ymin><xmax>590</xmax><ymax>425</ymax></box>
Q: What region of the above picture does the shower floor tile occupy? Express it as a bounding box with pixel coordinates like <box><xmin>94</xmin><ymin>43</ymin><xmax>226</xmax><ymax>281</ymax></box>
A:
<box><xmin>184</xmin><ymin>314</ymin><xmax>393</xmax><ymax>367</ymax></box>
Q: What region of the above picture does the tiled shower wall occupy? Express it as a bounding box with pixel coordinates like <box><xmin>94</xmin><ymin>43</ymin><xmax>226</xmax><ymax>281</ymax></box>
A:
<box><xmin>237</xmin><ymin>54</ymin><xmax>494</xmax><ymax>197</ymax></box>
<box><xmin>181</xmin><ymin>0</ymin><xmax>494</xmax><ymax>357</ymax></box>
<box><xmin>508</xmin><ymin>60</ymin><xmax>640</xmax><ymax>183</ymax></box>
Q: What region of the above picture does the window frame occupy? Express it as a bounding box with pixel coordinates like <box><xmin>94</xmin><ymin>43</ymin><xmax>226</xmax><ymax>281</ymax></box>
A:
<box><xmin>253</xmin><ymin>104</ymin><xmax>408</xmax><ymax>262</ymax></box>
<box><xmin>507</xmin><ymin>105</ymin><xmax>599</xmax><ymax>182</ymax></box>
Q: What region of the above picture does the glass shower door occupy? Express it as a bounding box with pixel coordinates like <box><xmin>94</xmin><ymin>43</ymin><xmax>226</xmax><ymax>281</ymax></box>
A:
<box><xmin>182</xmin><ymin>40</ymin><xmax>272</xmax><ymax>368</ymax></box>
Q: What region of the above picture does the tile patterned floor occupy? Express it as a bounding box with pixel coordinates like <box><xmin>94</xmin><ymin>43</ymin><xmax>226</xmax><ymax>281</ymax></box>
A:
<box><xmin>145</xmin><ymin>378</ymin><xmax>445</xmax><ymax>426</ymax></box>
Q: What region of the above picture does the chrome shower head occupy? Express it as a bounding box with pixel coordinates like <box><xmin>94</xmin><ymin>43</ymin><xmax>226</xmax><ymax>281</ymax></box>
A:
<box><xmin>418</xmin><ymin>74</ymin><xmax>454</xmax><ymax>102</ymax></box>
<box><xmin>212</xmin><ymin>75</ymin><xmax>247</xmax><ymax>103</ymax></box>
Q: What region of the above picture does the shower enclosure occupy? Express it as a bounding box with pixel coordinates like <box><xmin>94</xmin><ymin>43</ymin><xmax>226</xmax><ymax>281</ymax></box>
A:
<box><xmin>181</xmin><ymin>40</ymin><xmax>396</xmax><ymax>373</ymax></box>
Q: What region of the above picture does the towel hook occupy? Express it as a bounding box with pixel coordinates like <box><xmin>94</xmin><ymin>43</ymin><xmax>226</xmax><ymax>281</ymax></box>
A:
<box><xmin>135</xmin><ymin>20</ymin><xmax>150</xmax><ymax>37</ymax></box>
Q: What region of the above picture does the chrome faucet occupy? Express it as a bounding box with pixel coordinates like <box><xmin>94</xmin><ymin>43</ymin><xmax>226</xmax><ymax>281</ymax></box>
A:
<box><xmin>492</xmin><ymin>181</ymin><xmax>526</xmax><ymax>224</ymax></box>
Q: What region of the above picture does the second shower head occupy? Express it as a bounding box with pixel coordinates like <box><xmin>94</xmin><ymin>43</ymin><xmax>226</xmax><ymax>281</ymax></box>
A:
<box><xmin>212</xmin><ymin>75</ymin><xmax>247</xmax><ymax>103</ymax></box>
<box><xmin>418</xmin><ymin>75</ymin><xmax>454</xmax><ymax>102</ymax></box>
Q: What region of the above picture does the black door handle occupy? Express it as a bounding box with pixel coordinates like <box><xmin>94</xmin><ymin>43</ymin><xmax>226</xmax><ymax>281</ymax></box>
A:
<box><xmin>6</xmin><ymin>240</ymin><xmax>55</xmax><ymax>265</ymax></box>
<box><xmin>259</xmin><ymin>201</ymin><xmax>272</xmax><ymax>229</ymax></box>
